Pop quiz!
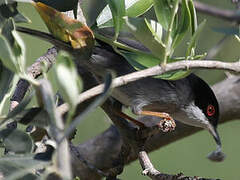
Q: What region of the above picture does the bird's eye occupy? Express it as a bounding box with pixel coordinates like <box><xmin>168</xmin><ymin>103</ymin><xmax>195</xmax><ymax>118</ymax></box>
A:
<box><xmin>207</xmin><ymin>105</ymin><xmax>215</xmax><ymax>116</ymax></box>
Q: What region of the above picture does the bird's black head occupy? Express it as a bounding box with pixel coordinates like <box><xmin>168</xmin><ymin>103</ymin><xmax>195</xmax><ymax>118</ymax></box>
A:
<box><xmin>187</xmin><ymin>74</ymin><xmax>219</xmax><ymax>129</ymax></box>
<box><xmin>187</xmin><ymin>74</ymin><xmax>225</xmax><ymax>162</ymax></box>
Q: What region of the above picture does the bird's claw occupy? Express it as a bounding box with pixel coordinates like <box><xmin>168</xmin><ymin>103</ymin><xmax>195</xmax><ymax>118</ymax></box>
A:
<box><xmin>158</xmin><ymin>116</ymin><xmax>176</xmax><ymax>132</ymax></box>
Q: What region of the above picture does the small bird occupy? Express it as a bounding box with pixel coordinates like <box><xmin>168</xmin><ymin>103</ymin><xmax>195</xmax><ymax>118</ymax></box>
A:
<box><xmin>92</xmin><ymin>45</ymin><xmax>223</xmax><ymax>149</ymax></box>
<box><xmin>15</xmin><ymin>25</ymin><xmax>225</xmax><ymax>162</ymax></box>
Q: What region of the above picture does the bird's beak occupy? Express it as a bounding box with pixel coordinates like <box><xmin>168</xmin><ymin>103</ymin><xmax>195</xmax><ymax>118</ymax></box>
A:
<box><xmin>206</xmin><ymin>124</ymin><xmax>225</xmax><ymax>162</ymax></box>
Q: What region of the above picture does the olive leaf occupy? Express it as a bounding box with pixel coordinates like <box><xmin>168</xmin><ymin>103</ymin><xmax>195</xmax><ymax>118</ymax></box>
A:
<box><xmin>0</xmin><ymin>154</ymin><xmax>50</xmax><ymax>179</ymax></box>
<box><xmin>0</xmin><ymin>128</ymin><xmax>34</xmax><ymax>153</ymax></box>
<box><xmin>53</xmin><ymin>51</ymin><xmax>82</xmax><ymax>108</ymax></box>
<box><xmin>125</xmin><ymin>17</ymin><xmax>165</xmax><ymax>61</ymax></box>
<box><xmin>105</xmin><ymin>0</ymin><xmax>125</xmax><ymax>40</ymax></box>
<box><xmin>63</xmin><ymin>73</ymin><xmax>112</xmax><ymax>141</ymax></box>
<box><xmin>152</xmin><ymin>0</ymin><xmax>171</xmax><ymax>30</ymax></box>
<box><xmin>97</xmin><ymin>0</ymin><xmax>153</xmax><ymax>28</ymax></box>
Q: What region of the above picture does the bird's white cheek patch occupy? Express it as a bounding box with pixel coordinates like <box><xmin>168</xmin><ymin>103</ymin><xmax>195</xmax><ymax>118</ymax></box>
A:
<box><xmin>173</xmin><ymin>102</ymin><xmax>209</xmax><ymax>128</ymax></box>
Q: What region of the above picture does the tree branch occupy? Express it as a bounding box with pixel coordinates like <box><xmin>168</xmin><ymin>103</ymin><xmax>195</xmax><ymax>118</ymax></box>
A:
<box><xmin>194</xmin><ymin>1</ymin><xmax>240</xmax><ymax>22</ymax></box>
<box><xmin>58</xmin><ymin>60</ymin><xmax>240</xmax><ymax>115</ymax></box>
<box><xmin>138</xmin><ymin>149</ymin><xmax>218</xmax><ymax>180</ymax></box>
<box><xmin>10</xmin><ymin>47</ymin><xmax>58</xmax><ymax>110</ymax></box>
<box><xmin>71</xmin><ymin>75</ymin><xmax>240</xmax><ymax>179</ymax></box>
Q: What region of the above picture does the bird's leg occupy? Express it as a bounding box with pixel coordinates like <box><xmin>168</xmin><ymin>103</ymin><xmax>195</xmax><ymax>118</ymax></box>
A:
<box><xmin>140</xmin><ymin>111</ymin><xmax>176</xmax><ymax>132</ymax></box>
<box><xmin>115</xmin><ymin>111</ymin><xmax>146</xmax><ymax>128</ymax></box>
<box><xmin>109</xmin><ymin>99</ymin><xmax>147</xmax><ymax>128</ymax></box>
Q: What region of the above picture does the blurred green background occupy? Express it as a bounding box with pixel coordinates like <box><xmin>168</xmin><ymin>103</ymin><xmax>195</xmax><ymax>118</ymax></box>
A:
<box><xmin>9</xmin><ymin>0</ymin><xmax>240</xmax><ymax>179</ymax></box>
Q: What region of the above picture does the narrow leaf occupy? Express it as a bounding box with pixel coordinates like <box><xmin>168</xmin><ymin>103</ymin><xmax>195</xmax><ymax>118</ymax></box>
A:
<box><xmin>12</xmin><ymin>30</ymin><xmax>26</xmax><ymax>71</ymax></box>
<box><xmin>106</xmin><ymin>0</ymin><xmax>125</xmax><ymax>40</ymax></box>
<box><xmin>126</xmin><ymin>0</ymin><xmax>153</xmax><ymax>17</ymax></box>
<box><xmin>120</xmin><ymin>50</ymin><xmax>159</xmax><ymax>70</ymax></box>
<box><xmin>188</xmin><ymin>0</ymin><xmax>198</xmax><ymax>34</ymax></box>
<box><xmin>157</xmin><ymin>57</ymin><xmax>191</xmax><ymax>80</ymax></box>
<box><xmin>63</xmin><ymin>73</ymin><xmax>112</xmax><ymax>141</ymax></box>
<box><xmin>54</xmin><ymin>51</ymin><xmax>82</xmax><ymax>108</ymax></box>
<box><xmin>0</xmin><ymin>128</ymin><xmax>34</xmax><ymax>153</ymax></box>
<box><xmin>35</xmin><ymin>79</ymin><xmax>57</xmax><ymax>127</ymax></box>
<box><xmin>152</xmin><ymin>0</ymin><xmax>171</xmax><ymax>30</ymax></box>
<box><xmin>186</xmin><ymin>20</ymin><xmax>206</xmax><ymax>57</ymax></box>
<box><xmin>0</xmin><ymin>34</ymin><xmax>17</xmax><ymax>72</ymax></box>
<box><xmin>158</xmin><ymin>70</ymin><xmax>191</xmax><ymax>80</ymax></box>
<box><xmin>97</xmin><ymin>0</ymin><xmax>153</xmax><ymax>28</ymax></box>
<box><xmin>4</xmin><ymin>90</ymin><xmax>34</xmax><ymax>122</ymax></box>
<box><xmin>125</xmin><ymin>17</ymin><xmax>165</xmax><ymax>61</ymax></box>
<box><xmin>172</xmin><ymin>0</ymin><xmax>191</xmax><ymax>48</ymax></box>
<box><xmin>0</xmin><ymin>154</ymin><xmax>50</xmax><ymax>179</ymax></box>
<box><xmin>33</xmin><ymin>1</ymin><xmax>94</xmax><ymax>58</ymax></box>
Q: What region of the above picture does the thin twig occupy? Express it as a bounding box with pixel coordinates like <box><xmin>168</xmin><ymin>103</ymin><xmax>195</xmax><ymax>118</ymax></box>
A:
<box><xmin>138</xmin><ymin>149</ymin><xmax>218</xmax><ymax>180</ymax></box>
<box><xmin>57</xmin><ymin>60</ymin><xmax>240</xmax><ymax>114</ymax></box>
<box><xmin>194</xmin><ymin>1</ymin><xmax>240</xmax><ymax>22</ymax></box>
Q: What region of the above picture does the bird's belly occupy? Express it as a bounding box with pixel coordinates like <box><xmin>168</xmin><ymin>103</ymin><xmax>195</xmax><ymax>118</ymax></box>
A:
<box><xmin>112</xmin><ymin>88</ymin><xmax>132</xmax><ymax>107</ymax></box>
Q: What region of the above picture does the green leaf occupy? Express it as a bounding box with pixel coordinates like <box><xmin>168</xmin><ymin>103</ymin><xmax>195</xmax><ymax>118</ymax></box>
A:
<box><xmin>188</xmin><ymin>0</ymin><xmax>197</xmax><ymax>34</ymax></box>
<box><xmin>0</xmin><ymin>154</ymin><xmax>50</xmax><ymax>179</ymax></box>
<box><xmin>0</xmin><ymin>128</ymin><xmax>34</xmax><ymax>153</ymax></box>
<box><xmin>120</xmin><ymin>50</ymin><xmax>160</xmax><ymax>70</ymax></box>
<box><xmin>157</xmin><ymin>57</ymin><xmax>191</xmax><ymax>80</ymax></box>
<box><xmin>126</xmin><ymin>0</ymin><xmax>153</xmax><ymax>17</ymax></box>
<box><xmin>54</xmin><ymin>51</ymin><xmax>82</xmax><ymax>108</ymax></box>
<box><xmin>0</xmin><ymin>34</ymin><xmax>17</xmax><ymax>72</ymax></box>
<box><xmin>4</xmin><ymin>90</ymin><xmax>34</xmax><ymax>122</ymax></box>
<box><xmin>33</xmin><ymin>2</ymin><xmax>94</xmax><ymax>59</ymax></box>
<box><xmin>145</xmin><ymin>19</ymin><xmax>163</xmax><ymax>44</ymax></box>
<box><xmin>125</xmin><ymin>17</ymin><xmax>165</xmax><ymax>61</ymax></box>
<box><xmin>152</xmin><ymin>0</ymin><xmax>171</xmax><ymax>30</ymax></box>
<box><xmin>0</xmin><ymin>18</ymin><xmax>26</xmax><ymax>73</ymax></box>
<box><xmin>158</xmin><ymin>70</ymin><xmax>191</xmax><ymax>80</ymax></box>
<box><xmin>1</xmin><ymin>18</ymin><xmax>15</xmax><ymax>46</ymax></box>
<box><xmin>186</xmin><ymin>19</ymin><xmax>206</xmax><ymax>57</ymax></box>
<box><xmin>80</xmin><ymin>0</ymin><xmax>107</xmax><ymax>26</ymax></box>
<box><xmin>106</xmin><ymin>0</ymin><xmax>125</xmax><ymax>40</ymax></box>
<box><xmin>172</xmin><ymin>0</ymin><xmax>191</xmax><ymax>48</ymax></box>
<box><xmin>12</xmin><ymin>30</ymin><xmax>26</xmax><ymax>71</ymax></box>
<box><xmin>97</xmin><ymin>0</ymin><xmax>153</xmax><ymax>28</ymax></box>
<box><xmin>63</xmin><ymin>73</ymin><xmax>112</xmax><ymax>141</ymax></box>
<box><xmin>35</xmin><ymin>79</ymin><xmax>57</xmax><ymax>129</ymax></box>
<box><xmin>0</xmin><ymin>61</ymin><xmax>14</xmax><ymax>102</ymax></box>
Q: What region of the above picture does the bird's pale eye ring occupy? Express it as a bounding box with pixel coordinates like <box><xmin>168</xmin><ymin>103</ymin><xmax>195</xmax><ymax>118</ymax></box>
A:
<box><xmin>207</xmin><ymin>105</ymin><xmax>215</xmax><ymax>116</ymax></box>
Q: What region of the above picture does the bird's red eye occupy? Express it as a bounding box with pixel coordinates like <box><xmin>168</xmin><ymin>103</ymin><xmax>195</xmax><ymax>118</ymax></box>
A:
<box><xmin>207</xmin><ymin>105</ymin><xmax>215</xmax><ymax>116</ymax></box>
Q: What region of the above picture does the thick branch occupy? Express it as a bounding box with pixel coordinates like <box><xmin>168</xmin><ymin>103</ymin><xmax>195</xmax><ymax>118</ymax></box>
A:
<box><xmin>71</xmin><ymin>75</ymin><xmax>240</xmax><ymax>179</ymax></box>
<box><xmin>10</xmin><ymin>47</ymin><xmax>58</xmax><ymax>110</ymax></box>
